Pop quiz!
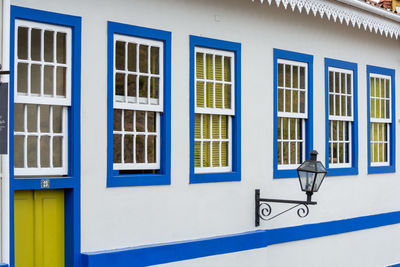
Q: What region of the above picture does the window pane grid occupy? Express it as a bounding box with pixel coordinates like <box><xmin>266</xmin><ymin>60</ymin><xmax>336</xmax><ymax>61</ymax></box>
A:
<box><xmin>113</xmin><ymin>34</ymin><xmax>163</xmax><ymax>111</ymax></box>
<box><xmin>113</xmin><ymin>34</ymin><xmax>163</xmax><ymax>171</ymax></box>
<box><xmin>369</xmin><ymin>74</ymin><xmax>391</xmax><ymax>166</ymax></box>
<box><xmin>328</xmin><ymin>68</ymin><xmax>353</xmax><ymax>168</ymax></box>
<box><xmin>194</xmin><ymin>47</ymin><xmax>234</xmax><ymax>174</ymax></box>
<box><xmin>277</xmin><ymin>59</ymin><xmax>307</xmax><ymax>169</ymax></box>
<box><xmin>14</xmin><ymin>104</ymin><xmax>68</xmax><ymax>176</ymax></box>
<box><xmin>15</xmin><ymin>20</ymin><xmax>71</xmax><ymax>106</ymax></box>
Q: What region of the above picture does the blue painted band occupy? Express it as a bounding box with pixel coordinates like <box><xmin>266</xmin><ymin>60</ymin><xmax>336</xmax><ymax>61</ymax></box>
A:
<box><xmin>0</xmin><ymin>264</ymin><xmax>8</xmax><ymax>267</ymax></box>
<box><xmin>82</xmin><ymin>210</ymin><xmax>400</xmax><ymax>267</ymax></box>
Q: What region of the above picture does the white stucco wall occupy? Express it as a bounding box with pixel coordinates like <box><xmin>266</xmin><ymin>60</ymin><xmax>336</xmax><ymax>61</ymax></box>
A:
<box><xmin>7</xmin><ymin>0</ymin><xmax>400</xmax><ymax>266</ymax></box>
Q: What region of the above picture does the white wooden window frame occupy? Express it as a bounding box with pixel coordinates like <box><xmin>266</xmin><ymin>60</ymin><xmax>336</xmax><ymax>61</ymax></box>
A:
<box><xmin>277</xmin><ymin>59</ymin><xmax>308</xmax><ymax>170</ymax></box>
<box><xmin>328</xmin><ymin>67</ymin><xmax>353</xmax><ymax>168</ymax></box>
<box><xmin>113</xmin><ymin>34</ymin><xmax>163</xmax><ymax>170</ymax></box>
<box><xmin>370</xmin><ymin>73</ymin><xmax>391</xmax><ymax>167</ymax></box>
<box><xmin>14</xmin><ymin>20</ymin><xmax>71</xmax><ymax>176</ymax></box>
<box><xmin>14</xmin><ymin>20</ymin><xmax>72</xmax><ymax>106</ymax></box>
<box><xmin>194</xmin><ymin>47</ymin><xmax>234</xmax><ymax>174</ymax></box>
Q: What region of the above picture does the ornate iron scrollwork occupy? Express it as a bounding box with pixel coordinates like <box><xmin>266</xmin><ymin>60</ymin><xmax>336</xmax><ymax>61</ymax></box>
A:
<box><xmin>255</xmin><ymin>189</ymin><xmax>316</xmax><ymax>227</ymax></box>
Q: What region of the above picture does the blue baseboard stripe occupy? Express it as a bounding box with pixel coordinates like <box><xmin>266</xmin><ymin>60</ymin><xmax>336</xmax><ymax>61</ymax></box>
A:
<box><xmin>82</xmin><ymin>211</ymin><xmax>400</xmax><ymax>267</ymax></box>
<box><xmin>0</xmin><ymin>263</ymin><xmax>8</xmax><ymax>267</ymax></box>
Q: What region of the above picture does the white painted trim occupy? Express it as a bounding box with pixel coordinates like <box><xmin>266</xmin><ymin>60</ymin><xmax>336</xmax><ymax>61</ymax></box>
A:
<box><xmin>254</xmin><ymin>0</ymin><xmax>400</xmax><ymax>39</ymax></box>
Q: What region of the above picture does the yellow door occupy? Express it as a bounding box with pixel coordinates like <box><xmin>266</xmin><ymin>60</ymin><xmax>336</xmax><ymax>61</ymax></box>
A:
<box><xmin>15</xmin><ymin>190</ymin><xmax>65</xmax><ymax>267</ymax></box>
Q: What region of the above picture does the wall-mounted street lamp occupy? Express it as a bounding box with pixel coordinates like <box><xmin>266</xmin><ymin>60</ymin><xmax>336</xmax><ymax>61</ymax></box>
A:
<box><xmin>255</xmin><ymin>150</ymin><xmax>327</xmax><ymax>227</ymax></box>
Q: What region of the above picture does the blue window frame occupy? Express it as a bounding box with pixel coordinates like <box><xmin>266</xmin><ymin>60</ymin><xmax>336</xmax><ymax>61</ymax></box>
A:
<box><xmin>367</xmin><ymin>65</ymin><xmax>396</xmax><ymax>174</ymax></box>
<box><xmin>324</xmin><ymin>58</ymin><xmax>358</xmax><ymax>176</ymax></box>
<box><xmin>189</xmin><ymin>36</ymin><xmax>241</xmax><ymax>183</ymax></box>
<box><xmin>10</xmin><ymin>6</ymin><xmax>82</xmax><ymax>267</ymax></box>
<box><xmin>107</xmin><ymin>21</ymin><xmax>171</xmax><ymax>187</ymax></box>
<box><xmin>273</xmin><ymin>49</ymin><xmax>313</xmax><ymax>179</ymax></box>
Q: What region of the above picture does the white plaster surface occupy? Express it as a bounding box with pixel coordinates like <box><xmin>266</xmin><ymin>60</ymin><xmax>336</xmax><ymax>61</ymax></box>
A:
<box><xmin>7</xmin><ymin>0</ymin><xmax>400</xmax><ymax>265</ymax></box>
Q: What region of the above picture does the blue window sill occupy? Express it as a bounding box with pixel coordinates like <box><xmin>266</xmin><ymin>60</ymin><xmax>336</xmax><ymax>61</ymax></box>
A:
<box><xmin>190</xmin><ymin>171</ymin><xmax>241</xmax><ymax>184</ymax></box>
<box><xmin>368</xmin><ymin>165</ymin><xmax>395</xmax><ymax>174</ymax></box>
<box><xmin>107</xmin><ymin>173</ymin><xmax>170</xmax><ymax>187</ymax></box>
<box><xmin>325</xmin><ymin>167</ymin><xmax>358</xmax><ymax>177</ymax></box>
<box><xmin>274</xmin><ymin>169</ymin><xmax>298</xmax><ymax>179</ymax></box>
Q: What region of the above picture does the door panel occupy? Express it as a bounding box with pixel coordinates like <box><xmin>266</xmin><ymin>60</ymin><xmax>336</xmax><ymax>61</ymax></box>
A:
<box><xmin>15</xmin><ymin>190</ymin><xmax>65</xmax><ymax>267</ymax></box>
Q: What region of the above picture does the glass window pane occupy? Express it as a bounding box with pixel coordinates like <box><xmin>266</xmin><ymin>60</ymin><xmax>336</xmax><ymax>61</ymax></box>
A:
<box><xmin>224</xmin><ymin>57</ymin><xmax>231</xmax><ymax>82</ymax></box>
<box><xmin>115</xmin><ymin>73</ymin><xmax>125</xmax><ymax>97</ymax></box>
<box><xmin>56</xmin><ymin>67</ymin><xmax>66</xmax><ymax>96</ymax></box>
<box><xmin>347</xmin><ymin>74</ymin><xmax>351</xmax><ymax>94</ymax></box>
<box><xmin>115</xmin><ymin>41</ymin><xmax>125</xmax><ymax>70</ymax></box>
<box><xmin>53</xmin><ymin>136</ymin><xmax>62</xmax><ymax>167</ymax></box>
<box><xmin>194</xmin><ymin>141</ymin><xmax>201</xmax><ymax>167</ymax></box>
<box><xmin>285</xmin><ymin>89</ymin><xmax>291</xmax><ymax>112</ymax></box>
<box><xmin>113</xmin><ymin>109</ymin><xmax>122</xmax><ymax>131</ymax></box>
<box><xmin>292</xmin><ymin>90</ymin><xmax>298</xmax><ymax>113</ymax></box>
<box><xmin>196</xmin><ymin>52</ymin><xmax>204</xmax><ymax>79</ymax></box>
<box><xmin>151</xmin><ymin>46</ymin><xmax>161</xmax><ymax>73</ymax></box>
<box><xmin>139</xmin><ymin>76</ymin><xmax>148</xmax><ymax>100</ymax></box>
<box><xmin>56</xmin><ymin>32</ymin><xmax>66</xmax><ymax>64</ymax></box>
<box><xmin>139</xmin><ymin>45</ymin><xmax>148</xmax><ymax>73</ymax></box>
<box><xmin>127</xmin><ymin>74</ymin><xmax>137</xmax><ymax>98</ymax></box>
<box><xmin>196</xmin><ymin>82</ymin><xmax>204</xmax><ymax>108</ymax></box>
<box><xmin>14</xmin><ymin>136</ymin><xmax>24</xmax><ymax>168</ymax></box>
<box><xmin>203</xmin><ymin>114</ymin><xmax>210</xmax><ymax>139</ymax></box>
<box><xmin>31</xmin><ymin>64</ymin><xmax>41</xmax><ymax>95</ymax></box>
<box><xmin>341</xmin><ymin>73</ymin><xmax>345</xmax><ymax>94</ymax></box>
<box><xmin>212</xmin><ymin>142</ymin><xmax>219</xmax><ymax>167</ymax></box>
<box><xmin>285</xmin><ymin>65</ymin><xmax>291</xmax><ymax>88</ymax></box>
<box><xmin>290</xmin><ymin>142</ymin><xmax>296</xmax><ymax>164</ymax></box>
<box><xmin>221</xmin><ymin>116</ymin><xmax>228</xmax><ymax>139</ymax></box>
<box><xmin>278</xmin><ymin>89</ymin><xmax>283</xmax><ymax>112</ymax></box>
<box><xmin>329</xmin><ymin>94</ymin><xmax>334</xmax><ymax>116</ymax></box>
<box><xmin>14</xmin><ymin>104</ymin><xmax>24</xmax><ymax>132</ymax></box>
<box><xmin>283</xmin><ymin>142</ymin><xmax>288</xmax><ymax>164</ymax></box>
<box><xmin>203</xmin><ymin>141</ymin><xmax>210</xmax><ymax>167</ymax></box>
<box><xmin>44</xmin><ymin>30</ymin><xmax>54</xmax><ymax>62</ymax></box>
<box><xmin>206</xmin><ymin>82</ymin><xmax>213</xmax><ymax>108</ymax></box>
<box><xmin>17</xmin><ymin>63</ymin><xmax>28</xmax><ymax>94</ymax></box>
<box><xmin>341</xmin><ymin>96</ymin><xmax>346</xmax><ymax>116</ymax></box>
<box><xmin>215</xmin><ymin>55</ymin><xmax>222</xmax><ymax>81</ymax></box>
<box><xmin>136</xmin><ymin>111</ymin><xmax>145</xmax><ymax>132</ymax></box>
<box><xmin>31</xmin><ymin>28</ymin><xmax>41</xmax><ymax>61</ymax></box>
<box><xmin>40</xmin><ymin>105</ymin><xmax>50</xmax><ymax>133</ymax></box>
<box><xmin>221</xmin><ymin>141</ymin><xmax>228</xmax><ymax>167</ymax></box>
<box><xmin>347</xmin><ymin>96</ymin><xmax>352</xmax><ymax>117</ymax></box>
<box><xmin>128</xmin><ymin>43</ymin><xmax>137</xmax><ymax>72</ymax></box>
<box><xmin>194</xmin><ymin>114</ymin><xmax>201</xmax><ymax>139</ymax></box>
<box><xmin>215</xmin><ymin>83</ymin><xmax>223</xmax><ymax>108</ymax></box>
<box><xmin>282</xmin><ymin>117</ymin><xmax>288</xmax><ymax>140</ymax></box>
<box><xmin>148</xmin><ymin>112</ymin><xmax>156</xmax><ymax>133</ymax></box>
<box><xmin>335</xmin><ymin>72</ymin><xmax>340</xmax><ymax>93</ymax></box>
<box><xmin>224</xmin><ymin>84</ymin><xmax>231</xmax><ymax>109</ymax></box>
<box><xmin>300</xmin><ymin>91</ymin><xmax>305</xmax><ymax>113</ymax></box>
<box><xmin>40</xmin><ymin>136</ymin><xmax>50</xmax><ymax>168</ymax></box>
<box><xmin>299</xmin><ymin>67</ymin><xmax>305</xmax><ymax>89</ymax></box>
<box><xmin>113</xmin><ymin>134</ymin><xmax>121</xmax><ymax>163</ymax></box>
<box><xmin>292</xmin><ymin>66</ymin><xmax>298</xmax><ymax>89</ymax></box>
<box><xmin>124</xmin><ymin>135</ymin><xmax>133</xmax><ymax>163</ymax></box>
<box><xmin>136</xmin><ymin>135</ymin><xmax>145</xmax><ymax>163</ymax></box>
<box><xmin>44</xmin><ymin>65</ymin><xmax>54</xmax><ymax>95</ymax></box>
<box><xmin>124</xmin><ymin>110</ymin><xmax>133</xmax><ymax>131</ymax></box>
<box><xmin>335</xmin><ymin>95</ymin><xmax>340</xmax><ymax>116</ymax></box>
<box><xmin>278</xmin><ymin>64</ymin><xmax>284</xmax><ymax>87</ymax></box>
<box><xmin>212</xmin><ymin>115</ymin><xmax>219</xmax><ymax>139</ymax></box>
<box><xmin>206</xmin><ymin>54</ymin><xmax>213</xmax><ymax>80</ymax></box>
<box><xmin>17</xmin><ymin>27</ymin><xmax>28</xmax><ymax>60</ymax></box>
<box><xmin>150</xmin><ymin>77</ymin><xmax>159</xmax><ymax>100</ymax></box>
<box><xmin>27</xmin><ymin>105</ymin><xmax>37</xmax><ymax>132</ymax></box>
<box><xmin>290</xmin><ymin>118</ymin><xmax>296</xmax><ymax>139</ymax></box>
<box><xmin>27</xmin><ymin>136</ymin><xmax>38</xmax><ymax>167</ymax></box>
<box><xmin>329</xmin><ymin>71</ymin><xmax>334</xmax><ymax>92</ymax></box>
<box><xmin>53</xmin><ymin>106</ymin><xmax>63</xmax><ymax>133</ymax></box>
<box><xmin>147</xmin><ymin>135</ymin><xmax>156</xmax><ymax>163</ymax></box>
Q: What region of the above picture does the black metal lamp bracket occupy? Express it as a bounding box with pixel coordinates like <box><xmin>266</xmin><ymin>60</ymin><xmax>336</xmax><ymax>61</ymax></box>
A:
<box><xmin>255</xmin><ymin>189</ymin><xmax>317</xmax><ymax>227</ymax></box>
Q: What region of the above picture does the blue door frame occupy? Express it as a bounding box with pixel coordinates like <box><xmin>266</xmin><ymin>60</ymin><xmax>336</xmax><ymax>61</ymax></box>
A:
<box><xmin>9</xmin><ymin>6</ymin><xmax>81</xmax><ymax>267</ymax></box>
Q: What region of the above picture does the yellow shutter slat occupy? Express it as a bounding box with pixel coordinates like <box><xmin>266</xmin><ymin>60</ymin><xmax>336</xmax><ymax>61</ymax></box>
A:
<box><xmin>196</xmin><ymin>52</ymin><xmax>204</xmax><ymax>79</ymax></box>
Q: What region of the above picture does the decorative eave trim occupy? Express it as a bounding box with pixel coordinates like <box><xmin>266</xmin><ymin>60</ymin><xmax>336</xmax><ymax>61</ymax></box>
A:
<box><xmin>254</xmin><ymin>0</ymin><xmax>400</xmax><ymax>39</ymax></box>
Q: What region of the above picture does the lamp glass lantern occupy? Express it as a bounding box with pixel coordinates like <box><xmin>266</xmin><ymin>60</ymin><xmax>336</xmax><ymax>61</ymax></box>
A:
<box><xmin>297</xmin><ymin>150</ymin><xmax>327</xmax><ymax>202</ymax></box>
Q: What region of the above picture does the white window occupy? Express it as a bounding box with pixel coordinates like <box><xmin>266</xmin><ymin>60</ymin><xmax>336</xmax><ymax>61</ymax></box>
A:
<box><xmin>277</xmin><ymin>59</ymin><xmax>307</xmax><ymax>169</ymax></box>
<box><xmin>14</xmin><ymin>20</ymin><xmax>71</xmax><ymax>176</ymax></box>
<box><xmin>370</xmin><ymin>74</ymin><xmax>391</xmax><ymax>166</ymax></box>
<box><xmin>328</xmin><ymin>67</ymin><xmax>353</xmax><ymax>168</ymax></box>
<box><xmin>113</xmin><ymin>35</ymin><xmax>162</xmax><ymax>171</ymax></box>
<box><xmin>194</xmin><ymin>48</ymin><xmax>234</xmax><ymax>174</ymax></box>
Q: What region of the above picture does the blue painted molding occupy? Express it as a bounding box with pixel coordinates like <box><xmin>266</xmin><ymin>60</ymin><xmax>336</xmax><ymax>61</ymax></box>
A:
<box><xmin>81</xmin><ymin>210</ymin><xmax>400</xmax><ymax>267</ymax></box>
<box><xmin>189</xmin><ymin>36</ymin><xmax>241</xmax><ymax>183</ymax></box>
<box><xmin>324</xmin><ymin>58</ymin><xmax>359</xmax><ymax>176</ymax></box>
<box><xmin>106</xmin><ymin>21</ymin><xmax>171</xmax><ymax>187</ymax></box>
<box><xmin>0</xmin><ymin>264</ymin><xmax>8</xmax><ymax>267</ymax></box>
<box><xmin>366</xmin><ymin>65</ymin><xmax>396</xmax><ymax>174</ymax></box>
<box><xmin>10</xmin><ymin>6</ymin><xmax>82</xmax><ymax>267</ymax></box>
<box><xmin>273</xmin><ymin>48</ymin><xmax>314</xmax><ymax>179</ymax></box>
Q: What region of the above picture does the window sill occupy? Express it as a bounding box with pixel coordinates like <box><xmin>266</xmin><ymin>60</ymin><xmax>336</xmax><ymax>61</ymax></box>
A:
<box><xmin>190</xmin><ymin>171</ymin><xmax>241</xmax><ymax>184</ymax></box>
<box><xmin>325</xmin><ymin>167</ymin><xmax>358</xmax><ymax>177</ymax></box>
<box><xmin>107</xmin><ymin>172</ymin><xmax>170</xmax><ymax>187</ymax></box>
<box><xmin>368</xmin><ymin>165</ymin><xmax>395</xmax><ymax>174</ymax></box>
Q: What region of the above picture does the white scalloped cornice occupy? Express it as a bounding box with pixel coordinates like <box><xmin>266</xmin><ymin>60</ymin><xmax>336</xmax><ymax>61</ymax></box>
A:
<box><xmin>254</xmin><ymin>0</ymin><xmax>400</xmax><ymax>39</ymax></box>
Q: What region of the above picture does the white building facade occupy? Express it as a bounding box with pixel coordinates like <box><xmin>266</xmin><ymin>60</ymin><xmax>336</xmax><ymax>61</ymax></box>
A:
<box><xmin>0</xmin><ymin>0</ymin><xmax>400</xmax><ymax>266</ymax></box>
